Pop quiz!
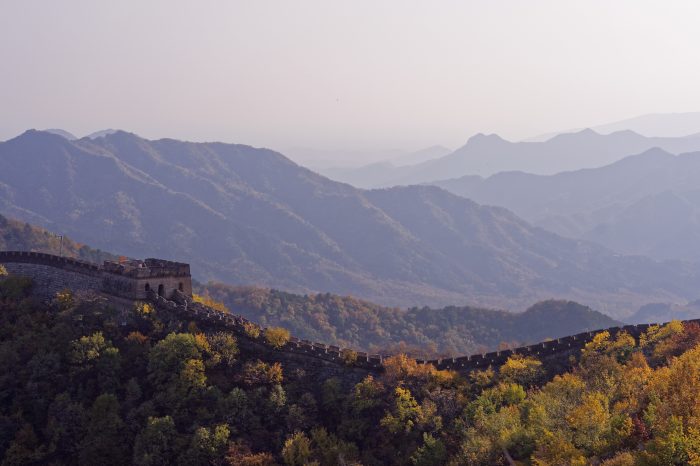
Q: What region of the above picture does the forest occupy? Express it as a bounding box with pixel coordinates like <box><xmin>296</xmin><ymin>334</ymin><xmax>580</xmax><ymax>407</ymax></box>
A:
<box><xmin>2</xmin><ymin>271</ymin><xmax>700</xmax><ymax>465</ymax></box>
<box><xmin>201</xmin><ymin>284</ymin><xmax>618</xmax><ymax>357</ymax></box>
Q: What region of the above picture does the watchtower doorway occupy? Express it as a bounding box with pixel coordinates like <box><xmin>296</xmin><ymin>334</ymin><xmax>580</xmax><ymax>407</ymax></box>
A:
<box><xmin>158</xmin><ymin>284</ymin><xmax>165</xmax><ymax>297</ymax></box>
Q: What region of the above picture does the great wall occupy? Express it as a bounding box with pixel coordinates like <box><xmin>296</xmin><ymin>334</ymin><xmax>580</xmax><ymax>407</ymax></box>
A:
<box><xmin>0</xmin><ymin>250</ymin><xmax>690</xmax><ymax>377</ymax></box>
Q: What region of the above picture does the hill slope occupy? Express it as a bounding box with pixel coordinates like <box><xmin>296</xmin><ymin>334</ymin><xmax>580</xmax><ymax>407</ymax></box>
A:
<box><xmin>2</xmin><ymin>130</ymin><xmax>700</xmax><ymax>315</ymax></box>
<box><xmin>201</xmin><ymin>283</ymin><xmax>620</xmax><ymax>356</ymax></box>
<box><xmin>433</xmin><ymin>148</ymin><xmax>700</xmax><ymax>261</ymax></box>
<box><xmin>0</xmin><ymin>213</ymin><xmax>116</xmax><ymax>263</ymax></box>
<box><xmin>1</xmin><ymin>273</ymin><xmax>699</xmax><ymax>465</ymax></box>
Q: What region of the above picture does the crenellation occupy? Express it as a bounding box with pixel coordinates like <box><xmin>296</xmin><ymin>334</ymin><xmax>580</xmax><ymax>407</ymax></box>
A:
<box><xmin>5</xmin><ymin>249</ymin><xmax>699</xmax><ymax>376</ymax></box>
<box><xmin>0</xmin><ymin>250</ymin><xmax>192</xmax><ymax>301</ymax></box>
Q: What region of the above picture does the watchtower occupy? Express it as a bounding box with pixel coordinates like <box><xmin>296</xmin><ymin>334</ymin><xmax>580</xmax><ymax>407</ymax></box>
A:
<box><xmin>0</xmin><ymin>251</ymin><xmax>192</xmax><ymax>301</ymax></box>
<box><xmin>101</xmin><ymin>258</ymin><xmax>192</xmax><ymax>300</ymax></box>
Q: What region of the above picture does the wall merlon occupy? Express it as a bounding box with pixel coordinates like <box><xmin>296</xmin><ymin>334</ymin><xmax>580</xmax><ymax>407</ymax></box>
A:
<box><xmin>6</xmin><ymin>249</ymin><xmax>697</xmax><ymax>376</ymax></box>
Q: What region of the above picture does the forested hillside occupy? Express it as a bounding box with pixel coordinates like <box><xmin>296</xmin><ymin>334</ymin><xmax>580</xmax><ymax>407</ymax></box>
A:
<box><xmin>0</xmin><ymin>214</ymin><xmax>116</xmax><ymax>264</ymax></box>
<box><xmin>202</xmin><ymin>284</ymin><xmax>619</xmax><ymax>356</ymax></box>
<box><xmin>3</xmin><ymin>274</ymin><xmax>700</xmax><ymax>464</ymax></box>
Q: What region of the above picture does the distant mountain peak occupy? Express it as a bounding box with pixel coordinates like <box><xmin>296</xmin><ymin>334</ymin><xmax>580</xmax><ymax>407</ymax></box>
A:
<box><xmin>85</xmin><ymin>129</ymin><xmax>118</xmax><ymax>139</ymax></box>
<box><xmin>464</xmin><ymin>133</ymin><xmax>509</xmax><ymax>149</ymax></box>
<box><xmin>43</xmin><ymin>128</ymin><xmax>77</xmax><ymax>140</ymax></box>
<box><xmin>10</xmin><ymin>129</ymin><xmax>73</xmax><ymax>144</ymax></box>
<box><xmin>634</xmin><ymin>146</ymin><xmax>674</xmax><ymax>159</ymax></box>
<box><xmin>549</xmin><ymin>128</ymin><xmax>599</xmax><ymax>141</ymax></box>
<box><xmin>468</xmin><ymin>132</ymin><xmax>508</xmax><ymax>142</ymax></box>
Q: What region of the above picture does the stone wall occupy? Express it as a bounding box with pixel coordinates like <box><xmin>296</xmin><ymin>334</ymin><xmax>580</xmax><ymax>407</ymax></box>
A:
<box><xmin>3</xmin><ymin>250</ymin><xmax>696</xmax><ymax>377</ymax></box>
<box><xmin>2</xmin><ymin>262</ymin><xmax>103</xmax><ymax>300</ymax></box>
<box><xmin>155</xmin><ymin>290</ymin><xmax>384</xmax><ymax>372</ymax></box>
<box><xmin>0</xmin><ymin>251</ymin><xmax>192</xmax><ymax>301</ymax></box>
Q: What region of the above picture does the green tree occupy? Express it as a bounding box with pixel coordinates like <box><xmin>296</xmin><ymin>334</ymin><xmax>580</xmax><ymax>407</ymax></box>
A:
<box><xmin>207</xmin><ymin>332</ymin><xmax>238</xmax><ymax>367</ymax></box>
<box><xmin>178</xmin><ymin>424</ymin><xmax>230</xmax><ymax>466</ymax></box>
<box><xmin>380</xmin><ymin>387</ymin><xmax>422</xmax><ymax>435</ymax></box>
<box><xmin>282</xmin><ymin>431</ymin><xmax>314</xmax><ymax>466</ymax></box>
<box><xmin>133</xmin><ymin>416</ymin><xmax>179</xmax><ymax>466</ymax></box>
<box><xmin>410</xmin><ymin>432</ymin><xmax>447</xmax><ymax>466</ymax></box>
<box><xmin>148</xmin><ymin>333</ymin><xmax>203</xmax><ymax>391</ymax></box>
<box><xmin>78</xmin><ymin>394</ymin><xmax>128</xmax><ymax>466</ymax></box>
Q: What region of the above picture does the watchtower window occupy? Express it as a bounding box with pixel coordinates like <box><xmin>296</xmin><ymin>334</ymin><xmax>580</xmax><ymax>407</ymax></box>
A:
<box><xmin>178</xmin><ymin>282</ymin><xmax>184</xmax><ymax>292</ymax></box>
<box><xmin>145</xmin><ymin>283</ymin><xmax>151</xmax><ymax>292</ymax></box>
<box><xmin>158</xmin><ymin>284</ymin><xmax>165</xmax><ymax>297</ymax></box>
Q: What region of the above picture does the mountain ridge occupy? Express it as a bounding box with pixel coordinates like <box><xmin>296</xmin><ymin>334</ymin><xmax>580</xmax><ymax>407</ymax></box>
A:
<box><xmin>322</xmin><ymin>128</ymin><xmax>700</xmax><ymax>187</ymax></box>
<box><xmin>2</xmin><ymin>129</ymin><xmax>700</xmax><ymax>316</ymax></box>
<box><xmin>432</xmin><ymin>146</ymin><xmax>700</xmax><ymax>262</ymax></box>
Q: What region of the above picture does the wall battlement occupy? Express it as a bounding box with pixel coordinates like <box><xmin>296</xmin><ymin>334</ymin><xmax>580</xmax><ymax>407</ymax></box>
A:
<box><xmin>0</xmin><ymin>250</ymin><xmax>192</xmax><ymax>301</ymax></box>
<box><xmin>0</xmin><ymin>250</ymin><xmax>100</xmax><ymax>272</ymax></box>
<box><xmin>2</xmin><ymin>250</ymin><xmax>696</xmax><ymax>375</ymax></box>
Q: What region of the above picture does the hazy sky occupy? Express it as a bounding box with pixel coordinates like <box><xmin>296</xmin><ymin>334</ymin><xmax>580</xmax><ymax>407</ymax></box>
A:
<box><xmin>2</xmin><ymin>1</ymin><xmax>700</xmax><ymax>162</ymax></box>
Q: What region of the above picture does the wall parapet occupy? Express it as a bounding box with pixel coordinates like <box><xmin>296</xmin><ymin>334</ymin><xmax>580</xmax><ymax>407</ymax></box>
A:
<box><xmin>4</xmin><ymin>250</ymin><xmax>698</xmax><ymax>375</ymax></box>
<box><xmin>149</xmin><ymin>289</ymin><xmax>700</xmax><ymax>375</ymax></box>
<box><xmin>1</xmin><ymin>250</ymin><xmax>192</xmax><ymax>300</ymax></box>
<box><xmin>0</xmin><ymin>250</ymin><xmax>100</xmax><ymax>273</ymax></box>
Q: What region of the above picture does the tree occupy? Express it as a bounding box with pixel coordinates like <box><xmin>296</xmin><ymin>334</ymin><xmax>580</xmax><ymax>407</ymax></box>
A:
<box><xmin>178</xmin><ymin>424</ymin><xmax>230</xmax><ymax>466</ymax></box>
<box><xmin>147</xmin><ymin>333</ymin><xmax>203</xmax><ymax>391</ymax></box>
<box><xmin>499</xmin><ymin>355</ymin><xmax>543</xmax><ymax>386</ymax></box>
<box><xmin>410</xmin><ymin>433</ymin><xmax>447</xmax><ymax>466</ymax></box>
<box><xmin>78</xmin><ymin>394</ymin><xmax>128</xmax><ymax>466</ymax></box>
<box><xmin>264</xmin><ymin>327</ymin><xmax>290</xmax><ymax>349</ymax></box>
<box><xmin>133</xmin><ymin>416</ymin><xmax>179</xmax><ymax>466</ymax></box>
<box><xmin>282</xmin><ymin>431</ymin><xmax>313</xmax><ymax>466</ymax></box>
<box><xmin>207</xmin><ymin>332</ymin><xmax>239</xmax><ymax>367</ymax></box>
<box><xmin>1</xmin><ymin>423</ymin><xmax>45</xmax><ymax>466</ymax></box>
<box><xmin>241</xmin><ymin>360</ymin><xmax>283</xmax><ymax>386</ymax></box>
<box><xmin>380</xmin><ymin>387</ymin><xmax>422</xmax><ymax>435</ymax></box>
<box><xmin>45</xmin><ymin>393</ymin><xmax>86</xmax><ymax>458</ymax></box>
<box><xmin>225</xmin><ymin>441</ymin><xmax>276</xmax><ymax>466</ymax></box>
<box><xmin>70</xmin><ymin>332</ymin><xmax>111</xmax><ymax>367</ymax></box>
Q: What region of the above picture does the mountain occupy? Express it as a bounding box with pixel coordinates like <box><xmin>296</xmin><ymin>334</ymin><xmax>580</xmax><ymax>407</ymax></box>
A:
<box><xmin>523</xmin><ymin>112</ymin><xmax>700</xmax><ymax>141</ymax></box>
<box><xmin>319</xmin><ymin>145</ymin><xmax>452</xmax><ymax>188</ymax></box>
<box><xmin>201</xmin><ymin>283</ymin><xmax>620</xmax><ymax>356</ymax></box>
<box><xmin>85</xmin><ymin>128</ymin><xmax>118</xmax><ymax>139</ymax></box>
<box><xmin>43</xmin><ymin>128</ymin><xmax>77</xmax><ymax>140</ymax></box>
<box><xmin>593</xmin><ymin>112</ymin><xmax>700</xmax><ymax>138</ymax></box>
<box><xmin>0</xmin><ymin>210</ymin><xmax>619</xmax><ymax>355</ymax></box>
<box><xmin>2</xmin><ymin>130</ymin><xmax>700</xmax><ymax>316</ymax></box>
<box><xmin>432</xmin><ymin>148</ymin><xmax>700</xmax><ymax>262</ymax></box>
<box><xmin>627</xmin><ymin>300</ymin><xmax>700</xmax><ymax>324</ymax></box>
<box><xmin>324</xmin><ymin>129</ymin><xmax>700</xmax><ymax>187</ymax></box>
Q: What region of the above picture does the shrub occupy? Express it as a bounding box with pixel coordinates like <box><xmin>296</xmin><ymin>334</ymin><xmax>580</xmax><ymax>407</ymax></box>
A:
<box><xmin>135</xmin><ymin>302</ymin><xmax>154</xmax><ymax>315</ymax></box>
<box><xmin>208</xmin><ymin>332</ymin><xmax>239</xmax><ymax>366</ymax></box>
<box><xmin>341</xmin><ymin>349</ymin><xmax>358</xmax><ymax>366</ymax></box>
<box><xmin>0</xmin><ymin>264</ymin><xmax>7</xmax><ymax>276</ymax></box>
<box><xmin>0</xmin><ymin>276</ymin><xmax>32</xmax><ymax>300</ymax></box>
<box><xmin>243</xmin><ymin>321</ymin><xmax>261</xmax><ymax>339</ymax></box>
<box><xmin>192</xmin><ymin>293</ymin><xmax>229</xmax><ymax>313</ymax></box>
<box><xmin>242</xmin><ymin>360</ymin><xmax>283</xmax><ymax>386</ymax></box>
<box><xmin>499</xmin><ymin>354</ymin><xmax>543</xmax><ymax>386</ymax></box>
<box><xmin>55</xmin><ymin>289</ymin><xmax>75</xmax><ymax>310</ymax></box>
<box><xmin>265</xmin><ymin>327</ymin><xmax>291</xmax><ymax>349</ymax></box>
